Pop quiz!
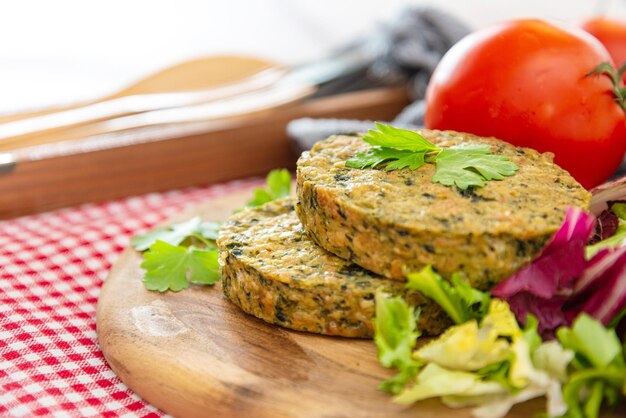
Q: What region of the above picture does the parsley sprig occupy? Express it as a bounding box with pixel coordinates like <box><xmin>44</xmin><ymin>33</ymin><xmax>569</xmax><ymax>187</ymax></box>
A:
<box><xmin>131</xmin><ymin>216</ymin><xmax>222</xmax><ymax>292</ymax></box>
<box><xmin>132</xmin><ymin>169</ymin><xmax>291</xmax><ymax>292</ymax></box>
<box><xmin>346</xmin><ymin>123</ymin><xmax>518</xmax><ymax>190</ymax></box>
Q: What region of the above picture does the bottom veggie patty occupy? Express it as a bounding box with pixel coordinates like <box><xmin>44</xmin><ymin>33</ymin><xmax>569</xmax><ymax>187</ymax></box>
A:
<box><xmin>216</xmin><ymin>198</ymin><xmax>451</xmax><ymax>338</ymax></box>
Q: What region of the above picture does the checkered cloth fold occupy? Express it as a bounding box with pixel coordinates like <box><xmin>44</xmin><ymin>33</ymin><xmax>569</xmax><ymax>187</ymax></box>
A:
<box><xmin>0</xmin><ymin>179</ymin><xmax>260</xmax><ymax>417</ymax></box>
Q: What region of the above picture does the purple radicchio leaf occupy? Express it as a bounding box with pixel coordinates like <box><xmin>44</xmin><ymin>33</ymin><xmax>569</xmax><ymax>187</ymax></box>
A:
<box><xmin>491</xmin><ymin>207</ymin><xmax>596</xmax><ymax>339</ymax></box>
<box><xmin>565</xmin><ymin>245</ymin><xmax>626</xmax><ymax>327</ymax></box>
<box><xmin>588</xmin><ymin>209</ymin><xmax>619</xmax><ymax>244</ymax></box>
<box><xmin>589</xmin><ymin>176</ymin><xmax>626</xmax><ymax>215</ymax></box>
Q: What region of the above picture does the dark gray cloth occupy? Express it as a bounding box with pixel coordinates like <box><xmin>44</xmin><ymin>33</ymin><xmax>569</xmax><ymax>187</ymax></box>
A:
<box><xmin>288</xmin><ymin>7</ymin><xmax>471</xmax><ymax>152</ymax></box>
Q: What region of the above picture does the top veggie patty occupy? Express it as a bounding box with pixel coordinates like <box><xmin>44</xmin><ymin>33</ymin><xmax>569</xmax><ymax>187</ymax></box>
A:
<box><xmin>296</xmin><ymin>130</ymin><xmax>592</xmax><ymax>287</ymax></box>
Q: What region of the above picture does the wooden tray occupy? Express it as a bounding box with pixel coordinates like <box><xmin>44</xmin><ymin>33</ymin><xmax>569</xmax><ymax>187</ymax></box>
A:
<box><xmin>0</xmin><ymin>87</ymin><xmax>408</xmax><ymax>219</ymax></box>
<box><xmin>95</xmin><ymin>186</ymin><xmax>619</xmax><ymax>418</ymax></box>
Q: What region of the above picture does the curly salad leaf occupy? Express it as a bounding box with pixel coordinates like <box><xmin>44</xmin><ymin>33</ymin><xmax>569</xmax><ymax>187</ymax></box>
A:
<box><xmin>406</xmin><ymin>265</ymin><xmax>490</xmax><ymax>324</ymax></box>
<box><xmin>375</xmin><ymin>266</ymin><xmax>626</xmax><ymax>418</ymax></box>
<box><xmin>375</xmin><ymin>291</ymin><xmax>572</xmax><ymax>418</ymax></box>
<box><xmin>345</xmin><ymin>123</ymin><xmax>518</xmax><ymax>190</ymax></box>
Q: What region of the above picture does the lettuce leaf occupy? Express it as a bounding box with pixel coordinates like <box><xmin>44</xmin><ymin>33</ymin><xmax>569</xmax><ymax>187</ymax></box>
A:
<box><xmin>556</xmin><ymin>314</ymin><xmax>625</xmax><ymax>418</ymax></box>
<box><xmin>394</xmin><ymin>363</ymin><xmax>506</xmax><ymax>404</ymax></box>
<box><xmin>415</xmin><ymin>320</ymin><xmax>510</xmax><ymax>371</ymax></box>
<box><xmin>373</xmin><ymin>290</ymin><xmax>422</xmax><ymax>393</ymax></box>
<box><xmin>406</xmin><ymin>266</ymin><xmax>490</xmax><ymax>324</ymax></box>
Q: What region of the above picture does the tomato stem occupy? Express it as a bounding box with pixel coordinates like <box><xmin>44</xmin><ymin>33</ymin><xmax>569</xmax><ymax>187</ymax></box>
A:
<box><xmin>587</xmin><ymin>62</ymin><xmax>626</xmax><ymax>110</ymax></box>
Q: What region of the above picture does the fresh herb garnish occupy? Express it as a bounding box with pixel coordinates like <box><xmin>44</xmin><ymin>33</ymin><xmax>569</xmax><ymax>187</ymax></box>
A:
<box><xmin>141</xmin><ymin>241</ymin><xmax>220</xmax><ymax>292</ymax></box>
<box><xmin>132</xmin><ymin>218</ymin><xmax>221</xmax><ymax>292</ymax></box>
<box><xmin>246</xmin><ymin>168</ymin><xmax>291</xmax><ymax>207</ymax></box>
<box><xmin>346</xmin><ymin>123</ymin><xmax>518</xmax><ymax>190</ymax></box>
<box><xmin>132</xmin><ymin>169</ymin><xmax>291</xmax><ymax>292</ymax></box>
<box><xmin>130</xmin><ymin>216</ymin><xmax>220</xmax><ymax>251</ymax></box>
<box><xmin>432</xmin><ymin>144</ymin><xmax>519</xmax><ymax>190</ymax></box>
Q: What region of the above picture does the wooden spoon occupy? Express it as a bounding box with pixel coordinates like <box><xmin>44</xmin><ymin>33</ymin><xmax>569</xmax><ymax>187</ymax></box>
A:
<box><xmin>0</xmin><ymin>55</ymin><xmax>278</xmax><ymax>124</ymax></box>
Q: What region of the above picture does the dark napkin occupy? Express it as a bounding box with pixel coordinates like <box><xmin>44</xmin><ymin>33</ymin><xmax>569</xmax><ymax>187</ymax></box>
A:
<box><xmin>288</xmin><ymin>7</ymin><xmax>471</xmax><ymax>151</ymax></box>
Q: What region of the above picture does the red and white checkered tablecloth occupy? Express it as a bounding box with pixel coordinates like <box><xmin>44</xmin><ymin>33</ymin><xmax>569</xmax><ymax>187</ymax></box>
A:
<box><xmin>0</xmin><ymin>178</ymin><xmax>261</xmax><ymax>417</ymax></box>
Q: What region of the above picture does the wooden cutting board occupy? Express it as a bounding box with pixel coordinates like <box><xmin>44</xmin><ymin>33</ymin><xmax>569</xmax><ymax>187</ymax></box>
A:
<box><xmin>96</xmin><ymin>186</ymin><xmax>622</xmax><ymax>418</ymax></box>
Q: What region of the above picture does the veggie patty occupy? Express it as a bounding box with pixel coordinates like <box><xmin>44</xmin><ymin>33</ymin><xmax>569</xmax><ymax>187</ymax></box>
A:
<box><xmin>296</xmin><ymin>130</ymin><xmax>591</xmax><ymax>286</ymax></box>
<box><xmin>217</xmin><ymin>198</ymin><xmax>451</xmax><ymax>338</ymax></box>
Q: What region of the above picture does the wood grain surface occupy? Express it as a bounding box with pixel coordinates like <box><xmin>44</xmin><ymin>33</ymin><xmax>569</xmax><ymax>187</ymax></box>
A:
<box><xmin>0</xmin><ymin>86</ymin><xmax>408</xmax><ymax>219</ymax></box>
<box><xmin>96</xmin><ymin>186</ymin><xmax>626</xmax><ymax>418</ymax></box>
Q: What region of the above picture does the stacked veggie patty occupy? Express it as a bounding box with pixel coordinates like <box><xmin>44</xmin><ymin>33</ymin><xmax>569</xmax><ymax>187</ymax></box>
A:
<box><xmin>296</xmin><ymin>131</ymin><xmax>591</xmax><ymax>287</ymax></box>
<box><xmin>217</xmin><ymin>199</ymin><xmax>450</xmax><ymax>337</ymax></box>
<box><xmin>217</xmin><ymin>129</ymin><xmax>591</xmax><ymax>338</ymax></box>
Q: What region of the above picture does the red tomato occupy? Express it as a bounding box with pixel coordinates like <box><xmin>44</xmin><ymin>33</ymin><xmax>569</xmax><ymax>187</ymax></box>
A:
<box><xmin>582</xmin><ymin>17</ymin><xmax>626</xmax><ymax>76</ymax></box>
<box><xmin>425</xmin><ymin>19</ymin><xmax>626</xmax><ymax>189</ymax></box>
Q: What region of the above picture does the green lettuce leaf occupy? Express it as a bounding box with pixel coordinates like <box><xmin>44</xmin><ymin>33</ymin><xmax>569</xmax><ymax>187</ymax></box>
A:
<box><xmin>374</xmin><ymin>290</ymin><xmax>422</xmax><ymax>393</ymax></box>
<box><xmin>557</xmin><ymin>314</ymin><xmax>621</xmax><ymax>369</ymax></box>
<box><xmin>405</xmin><ymin>266</ymin><xmax>491</xmax><ymax>324</ymax></box>
<box><xmin>394</xmin><ymin>363</ymin><xmax>506</xmax><ymax>404</ymax></box>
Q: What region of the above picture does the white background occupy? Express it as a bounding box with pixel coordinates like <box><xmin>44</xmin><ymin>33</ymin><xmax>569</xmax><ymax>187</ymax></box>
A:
<box><xmin>1</xmin><ymin>0</ymin><xmax>626</xmax><ymax>113</ymax></box>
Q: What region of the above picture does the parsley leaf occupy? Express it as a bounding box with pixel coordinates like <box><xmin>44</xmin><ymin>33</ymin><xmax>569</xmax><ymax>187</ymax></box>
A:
<box><xmin>141</xmin><ymin>240</ymin><xmax>220</xmax><ymax>292</ymax></box>
<box><xmin>363</xmin><ymin>122</ymin><xmax>441</xmax><ymax>152</ymax></box>
<box><xmin>247</xmin><ymin>169</ymin><xmax>291</xmax><ymax>207</ymax></box>
<box><xmin>131</xmin><ymin>217</ymin><xmax>221</xmax><ymax>251</ymax></box>
<box><xmin>133</xmin><ymin>168</ymin><xmax>292</xmax><ymax>293</ymax></box>
<box><xmin>347</xmin><ymin>123</ymin><xmax>438</xmax><ymax>171</ymax></box>
<box><xmin>197</xmin><ymin>221</ymin><xmax>221</xmax><ymax>241</ymax></box>
<box><xmin>346</xmin><ymin>147</ymin><xmax>426</xmax><ymax>171</ymax></box>
<box><xmin>432</xmin><ymin>144</ymin><xmax>519</xmax><ymax>190</ymax></box>
<box><xmin>345</xmin><ymin>124</ymin><xmax>518</xmax><ymax>190</ymax></box>
<box><xmin>131</xmin><ymin>217</ymin><xmax>202</xmax><ymax>251</ymax></box>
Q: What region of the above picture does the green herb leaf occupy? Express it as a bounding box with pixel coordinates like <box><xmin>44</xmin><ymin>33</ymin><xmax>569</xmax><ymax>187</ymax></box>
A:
<box><xmin>130</xmin><ymin>217</ymin><xmax>221</xmax><ymax>251</ymax></box>
<box><xmin>346</xmin><ymin>124</ymin><xmax>518</xmax><ymax>189</ymax></box>
<box><xmin>405</xmin><ymin>266</ymin><xmax>491</xmax><ymax>324</ymax></box>
<box><xmin>346</xmin><ymin>147</ymin><xmax>426</xmax><ymax>170</ymax></box>
<box><xmin>197</xmin><ymin>221</ymin><xmax>222</xmax><ymax>241</ymax></box>
<box><xmin>363</xmin><ymin>122</ymin><xmax>440</xmax><ymax>152</ymax></box>
<box><xmin>141</xmin><ymin>240</ymin><xmax>220</xmax><ymax>292</ymax></box>
<box><xmin>267</xmin><ymin>168</ymin><xmax>291</xmax><ymax>199</ymax></box>
<box><xmin>374</xmin><ymin>289</ymin><xmax>422</xmax><ymax>393</ymax></box>
<box><xmin>131</xmin><ymin>217</ymin><xmax>202</xmax><ymax>251</ymax></box>
<box><xmin>433</xmin><ymin>144</ymin><xmax>519</xmax><ymax>190</ymax></box>
<box><xmin>247</xmin><ymin>169</ymin><xmax>292</xmax><ymax>207</ymax></box>
<box><xmin>246</xmin><ymin>188</ymin><xmax>274</xmax><ymax>207</ymax></box>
